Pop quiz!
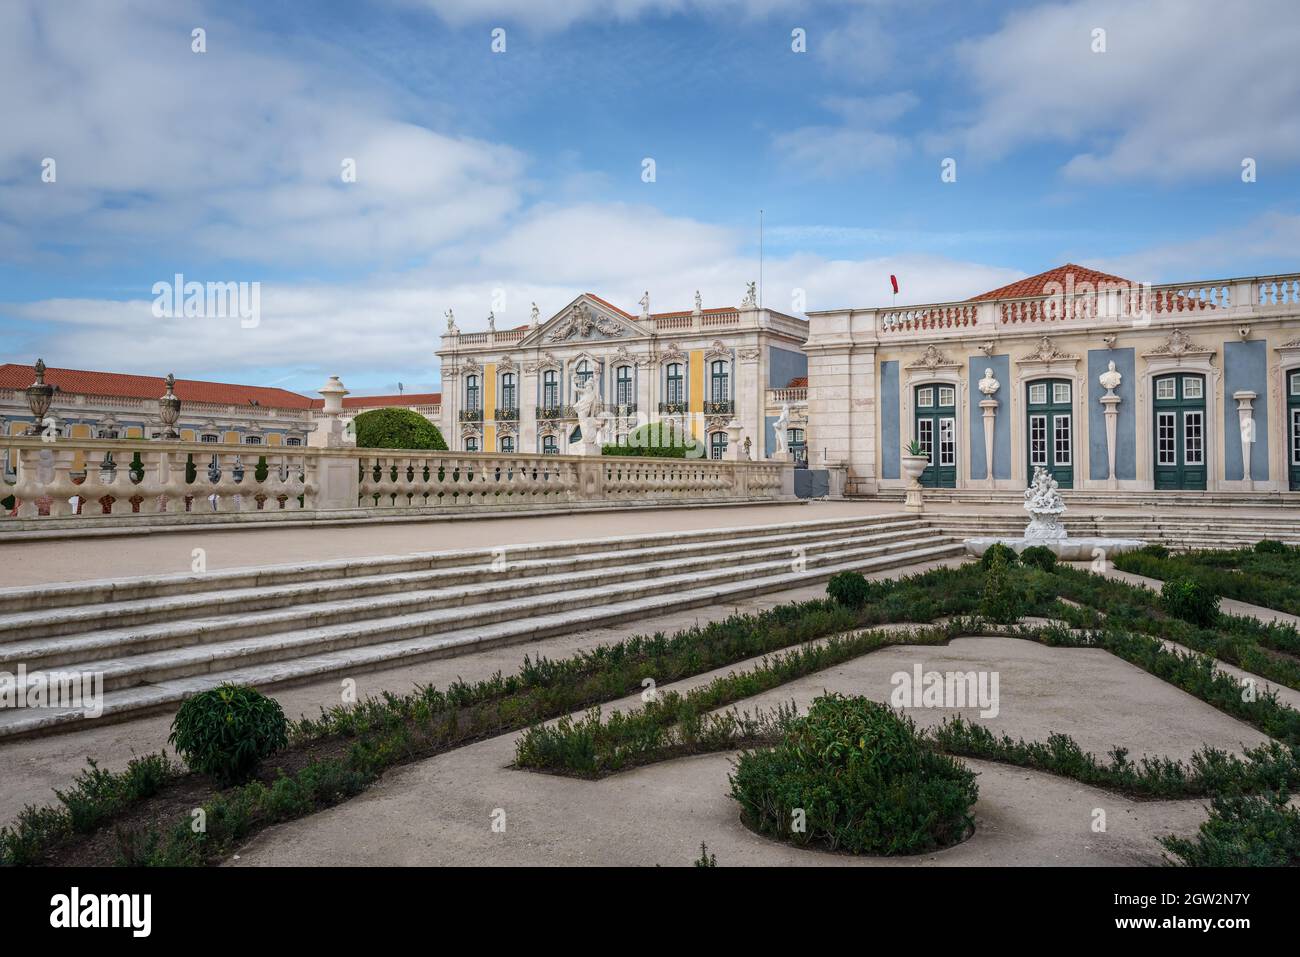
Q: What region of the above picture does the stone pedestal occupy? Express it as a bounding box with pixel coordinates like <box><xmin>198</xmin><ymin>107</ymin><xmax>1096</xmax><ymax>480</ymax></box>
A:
<box><xmin>1100</xmin><ymin>393</ymin><xmax>1121</xmax><ymax>489</ymax></box>
<box><xmin>979</xmin><ymin>398</ymin><xmax>998</xmax><ymax>487</ymax></box>
<box><xmin>1234</xmin><ymin>390</ymin><xmax>1257</xmax><ymax>488</ymax></box>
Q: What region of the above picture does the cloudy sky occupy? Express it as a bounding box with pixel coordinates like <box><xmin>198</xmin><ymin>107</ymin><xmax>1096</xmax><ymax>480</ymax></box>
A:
<box><xmin>1</xmin><ymin>0</ymin><xmax>1297</xmax><ymax>396</ymax></box>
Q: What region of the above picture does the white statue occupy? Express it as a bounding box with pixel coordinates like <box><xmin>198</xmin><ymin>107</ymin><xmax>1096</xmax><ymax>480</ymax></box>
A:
<box><xmin>1023</xmin><ymin>466</ymin><xmax>1067</xmax><ymax>540</ymax></box>
<box><xmin>742</xmin><ymin>281</ymin><xmax>757</xmax><ymax>307</ymax></box>
<box><xmin>694</xmin><ymin>290</ymin><xmax>703</xmax><ymax>312</ymax></box>
<box><xmin>772</xmin><ymin>404</ymin><xmax>790</xmax><ymax>457</ymax></box>
<box><xmin>530</xmin><ymin>302</ymin><xmax>540</xmax><ymax>326</ymax></box>
<box><xmin>1099</xmin><ymin>359</ymin><xmax>1122</xmax><ymax>394</ymax></box>
<box><xmin>444</xmin><ymin>309</ymin><xmax>457</xmax><ymax>333</ymax></box>
<box><xmin>978</xmin><ymin>368</ymin><xmax>1001</xmax><ymax>396</ymax></box>
<box><xmin>575</xmin><ymin>378</ymin><xmax>600</xmax><ymax>449</ymax></box>
<box><xmin>639</xmin><ymin>291</ymin><xmax>650</xmax><ymax>317</ymax></box>
<box><xmin>487</xmin><ymin>310</ymin><xmax>496</xmax><ymax>333</ymax></box>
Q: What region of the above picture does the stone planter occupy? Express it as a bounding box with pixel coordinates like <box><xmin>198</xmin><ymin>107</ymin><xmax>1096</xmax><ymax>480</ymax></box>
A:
<box><xmin>900</xmin><ymin>453</ymin><xmax>929</xmax><ymax>512</ymax></box>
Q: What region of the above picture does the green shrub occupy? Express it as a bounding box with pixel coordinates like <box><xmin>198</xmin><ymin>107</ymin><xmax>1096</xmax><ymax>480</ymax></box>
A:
<box><xmin>1161</xmin><ymin>792</ymin><xmax>1300</xmax><ymax>866</ymax></box>
<box><xmin>826</xmin><ymin>571</ymin><xmax>873</xmax><ymax>609</ymax></box>
<box><xmin>1019</xmin><ymin>545</ymin><xmax>1057</xmax><ymax>572</ymax></box>
<box><xmin>979</xmin><ymin>542</ymin><xmax>1019</xmax><ymax>568</ymax></box>
<box><xmin>693</xmin><ymin>842</ymin><xmax>717</xmax><ymax>867</ymax></box>
<box><xmin>1160</xmin><ymin>577</ymin><xmax>1220</xmax><ymax>627</ymax></box>
<box><xmin>169</xmin><ymin>684</ymin><xmax>288</xmax><ymax>785</ymax></box>
<box><xmin>1139</xmin><ymin>542</ymin><xmax>1170</xmax><ymax>559</ymax></box>
<box><xmin>1255</xmin><ymin>539</ymin><xmax>1289</xmax><ymax>555</ymax></box>
<box><xmin>602</xmin><ymin>420</ymin><xmax>704</xmax><ymax>459</ymax></box>
<box><xmin>979</xmin><ymin>551</ymin><xmax>1027</xmax><ymax>625</ymax></box>
<box><xmin>352</xmin><ymin>408</ymin><xmax>447</xmax><ymax>451</ymax></box>
<box><xmin>728</xmin><ymin>694</ymin><xmax>976</xmax><ymax>855</ymax></box>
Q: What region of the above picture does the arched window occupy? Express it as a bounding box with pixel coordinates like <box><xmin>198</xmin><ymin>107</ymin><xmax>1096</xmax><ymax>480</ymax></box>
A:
<box><xmin>500</xmin><ymin>372</ymin><xmax>517</xmax><ymax>412</ymax></box>
<box><xmin>464</xmin><ymin>435</ymin><xmax>479</xmax><ymax>452</ymax></box>
<box><xmin>710</xmin><ymin>360</ymin><xmax>729</xmax><ymax>402</ymax></box>
<box><xmin>666</xmin><ymin>363</ymin><xmax>684</xmax><ymax>405</ymax></box>
<box><xmin>542</xmin><ymin>435</ymin><xmax>558</xmax><ymax>455</ymax></box>
<box><xmin>500</xmin><ymin>435</ymin><xmax>515</xmax><ymax>453</ymax></box>
<box><xmin>575</xmin><ymin>360</ymin><xmax>592</xmax><ymax>386</ymax></box>
<box><xmin>543</xmin><ymin>370</ymin><xmax>559</xmax><ymax>410</ymax></box>
<box><xmin>710</xmin><ymin>431</ymin><xmax>727</xmax><ymax>460</ymax></box>
<box><xmin>465</xmin><ymin>375</ymin><xmax>480</xmax><ymax>412</ymax></box>
<box><xmin>616</xmin><ymin>366</ymin><xmax>633</xmax><ymax>406</ymax></box>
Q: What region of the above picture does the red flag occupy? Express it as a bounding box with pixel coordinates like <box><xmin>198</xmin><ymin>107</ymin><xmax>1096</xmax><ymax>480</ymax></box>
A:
<box><xmin>890</xmin><ymin>274</ymin><xmax>899</xmax><ymax>294</ymax></box>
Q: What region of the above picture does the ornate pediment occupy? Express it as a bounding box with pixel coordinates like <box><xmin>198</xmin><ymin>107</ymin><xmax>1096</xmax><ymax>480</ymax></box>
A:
<box><xmin>1018</xmin><ymin>336</ymin><xmax>1078</xmax><ymax>364</ymax></box>
<box><xmin>521</xmin><ymin>296</ymin><xmax>643</xmax><ymax>347</ymax></box>
<box><xmin>704</xmin><ymin>339</ymin><xmax>732</xmax><ymax>362</ymax></box>
<box><xmin>659</xmin><ymin>342</ymin><xmax>687</xmax><ymax>364</ymax></box>
<box><xmin>523</xmin><ymin>351</ymin><xmax>561</xmax><ymax>375</ymax></box>
<box><xmin>906</xmin><ymin>345</ymin><xmax>960</xmax><ymax>371</ymax></box>
<box><xmin>496</xmin><ymin>355</ymin><xmax>518</xmax><ymax>373</ymax></box>
<box><xmin>1144</xmin><ymin>328</ymin><xmax>1214</xmax><ymax>358</ymax></box>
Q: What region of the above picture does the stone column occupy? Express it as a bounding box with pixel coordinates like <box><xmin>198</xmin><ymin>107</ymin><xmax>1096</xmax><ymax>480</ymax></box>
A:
<box><xmin>737</xmin><ymin>344</ymin><xmax>762</xmax><ymax>457</ymax></box>
<box><xmin>521</xmin><ymin>363</ymin><xmax>538</xmax><ymax>453</ymax></box>
<box><xmin>1234</xmin><ymin>390</ymin><xmax>1257</xmax><ymax>488</ymax></box>
<box><xmin>977</xmin><ymin>367</ymin><xmax>1000</xmax><ymax>488</ymax></box>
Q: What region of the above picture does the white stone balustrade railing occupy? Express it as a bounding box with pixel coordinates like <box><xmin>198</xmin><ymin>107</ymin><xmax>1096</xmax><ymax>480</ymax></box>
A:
<box><xmin>871</xmin><ymin>272</ymin><xmax>1300</xmax><ymax>339</ymax></box>
<box><xmin>768</xmin><ymin>387</ymin><xmax>808</xmax><ymax>404</ymax></box>
<box><xmin>0</xmin><ymin>437</ymin><xmax>793</xmax><ymax>528</ymax></box>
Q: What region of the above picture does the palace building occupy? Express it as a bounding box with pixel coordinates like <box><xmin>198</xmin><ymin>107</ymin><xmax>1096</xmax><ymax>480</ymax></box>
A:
<box><xmin>804</xmin><ymin>265</ymin><xmax>1300</xmax><ymax>498</ymax></box>
<box><xmin>435</xmin><ymin>289</ymin><xmax>810</xmax><ymax>460</ymax></box>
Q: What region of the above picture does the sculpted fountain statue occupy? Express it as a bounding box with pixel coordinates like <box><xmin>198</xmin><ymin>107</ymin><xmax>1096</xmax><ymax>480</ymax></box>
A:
<box><xmin>1023</xmin><ymin>466</ymin><xmax>1067</xmax><ymax>541</ymax></box>
<box><xmin>963</xmin><ymin>466</ymin><xmax>1145</xmax><ymax>559</ymax></box>
<box><xmin>574</xmin><ymin>378</ymin><xmax>601</xmax><ymax>455</ymax></box>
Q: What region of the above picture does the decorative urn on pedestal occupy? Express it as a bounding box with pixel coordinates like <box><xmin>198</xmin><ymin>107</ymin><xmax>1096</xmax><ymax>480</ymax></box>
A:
<box><xmin>900</xmin><ymin>441</ymin><xmax>930</xmax><ymax>513</ymax></box>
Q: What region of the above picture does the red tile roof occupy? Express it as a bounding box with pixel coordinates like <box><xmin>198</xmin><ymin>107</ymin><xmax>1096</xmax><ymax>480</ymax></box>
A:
<box><xmin>0</xmin><ymin>364</ymin><xmax>317</xmax><ymax>409</ymax></box>
<box><xmin>785</xmin><ymin>376</ymin><xmax>808</xmax><ymax>388</ymax></box>
<box><xmin>971</xmin><ymin>264</ymin><xmax>1132</xmax><ymax>301</ymax></box>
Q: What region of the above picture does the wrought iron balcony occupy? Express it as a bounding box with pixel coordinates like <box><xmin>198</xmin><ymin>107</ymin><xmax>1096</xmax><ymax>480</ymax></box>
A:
<box><xmin>703</xmin><ymin>399</ymin><xmax>734</xmax><ymax>416</ymax></box>
<box><xmin>658</xmin><ymin>401</ymin><xmax>687</xmax><ymax>415</ymax></box>
<box><xmin>535</xmin><ymin>404</ymin><xmax>574</xmax><ymax>420</ymax></box>
<box><xmin>494</xmin><ymin>407</ymin><xmax>519</xmax><ymax>421</ymax></box>
<box><xmin>458</xmin><ymin>408</ymin><xmax>483</xmax><ymax>422</ymax></box>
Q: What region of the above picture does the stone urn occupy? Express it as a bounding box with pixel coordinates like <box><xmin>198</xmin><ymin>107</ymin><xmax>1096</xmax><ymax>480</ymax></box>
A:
<box><xmin>900</xmin><ymin>450</ymin><xmax>929</xmax><ymax>512</ymax></box>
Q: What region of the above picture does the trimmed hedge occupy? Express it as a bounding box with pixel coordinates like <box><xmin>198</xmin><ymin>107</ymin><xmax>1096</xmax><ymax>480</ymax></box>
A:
<box><xmin>729</xmin><ymin>694</ymin><xmax>977</xmax><ymax>855</ymax></box>
<box><xmin>353</xmin><ymin>407</ymin><xmax>447</xmax><ymax>451</ymax></box>
<box><xmin>602</xmin><ymin>420</ymin><xmax>703</xmax><ymax>459</ymax></box>
<box><xmin>980</xmin><ymin>542</ymin><xmax>1019</xmax><ymax>568</ymax></box>
<box><xmin>1160</xmin><ymin>577</ymin><xmax>1220</xmax><ymax>628</ymax></box>
<box><xmin>1019</xmin><ymin>545</ymin><xmax>1057</xmax><ymax>572</ymax></box>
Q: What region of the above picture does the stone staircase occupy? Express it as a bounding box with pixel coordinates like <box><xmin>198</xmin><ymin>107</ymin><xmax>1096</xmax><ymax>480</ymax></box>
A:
<box><xmin>0</xmin><ymin>514</ymin><xmax>962</xmax><ymax>739</ymax></box>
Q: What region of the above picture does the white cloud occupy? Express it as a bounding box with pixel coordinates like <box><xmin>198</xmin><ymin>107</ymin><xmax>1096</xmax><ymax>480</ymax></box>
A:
<box><xmin>409</xmin><ymin>0</ymin><xmax>798</xmax><ymax>32</ymax></box>
<box><xmin>951</xmin><ymin>0</ymin><xmax>1300</xmax><ymax>181</ymax></box>
<box><xmin>1090</xmin><ymin>212</ymin><xmax>1300</xmax><ymax>282</ymax></box>
<box><xmin>773</xmin><ymin>126</ymin><xmax>911</xmax><ymax>177</ymax></box>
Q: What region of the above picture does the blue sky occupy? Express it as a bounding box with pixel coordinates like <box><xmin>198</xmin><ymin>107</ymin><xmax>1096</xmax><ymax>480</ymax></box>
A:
<box><xmin>1</xmin><ymin>0</ymin><xmax>1297</xmax><ymax>396</ymax></box>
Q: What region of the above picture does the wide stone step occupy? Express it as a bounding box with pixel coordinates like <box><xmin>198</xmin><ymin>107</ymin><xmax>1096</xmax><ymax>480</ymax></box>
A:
<box><xmin>0</xmin><ymin>519</ymin><xmax>927</xmax><ymax>642</ymax></box>
<box><xmin>0</xmin><ymin>513</ymin><xmax>921</xmax><ymax>615</ymax></box>
<box><xmin>0</xmin><ymin>539</ymin><xmax>964</xmax><ymax>740</ymax></box>
<box><xmin>0</xmin><ymin>526</ymin><xmax>934</xmax><ymax>667</ymax></box>
<box><xmin>9</xmin><ymin>534</ymin><xmax>958</xmax><ymax>691</ymax></box>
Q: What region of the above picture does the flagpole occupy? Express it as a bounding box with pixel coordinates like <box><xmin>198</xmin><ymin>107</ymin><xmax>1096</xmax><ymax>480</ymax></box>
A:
<box><xmin>758</xmin><ymin>208</ymin><xmax>764</xmax><ymax>309</ymax></box>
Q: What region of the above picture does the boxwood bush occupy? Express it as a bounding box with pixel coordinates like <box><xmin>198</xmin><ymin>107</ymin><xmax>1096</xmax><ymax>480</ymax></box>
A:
<box><xmin>1160</xmin><ymin>577</ymin><xmax>1220</xmax><ymax>627</ymax></box>
<box><xmin>1255</xmin><ymin>539</ymin><xmax>1290</xmax><ymax>555</ymax></box>
<box><xmin>826</xmin><ymin>571</ymin><xmax>873</xmax><ymax>609</ymax></box>
<box><xmin>728</xmin><ymin>694</ymin><xmax>977</xmax><ymax>855</ymax></box>
<box><xmin>352</xmin><ymin>407</ymin><xmax>447</xmax><ymax>451</ymax></box>
<box><xmin>1019</xmin><ymin>545</ymin><xmax>1057</xmax><ymax>572</ymax></box>
<box><xmin>980</xmin><ymin>550</ymin><xmax>1027</xmax><ymax>625</ymax></box>
<box><xmin>169</xmin><ymin>684</ymin><xmax>288</xmax><ymax>785</ymax></box>
<box><xmin>1161</xmin><ymin>792</ymin><xmax>1300</xmax><ymax>866</ymax></box>
<box><xmin>979</xmin><ymin>542</ymin><xmax>1020</xmax><ymax>568</ymax></box>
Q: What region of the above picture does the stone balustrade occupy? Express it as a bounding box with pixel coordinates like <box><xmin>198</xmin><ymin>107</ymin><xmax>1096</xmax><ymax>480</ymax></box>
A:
<box><xmin>872</xmin><ymin>271</ymin><xmax>1300</xmax><ymax>338</ymax></box>
<box><xmin>0</xmin><ymin>436</ymin><xmax>794</xmax><ymax>528</ymax></box>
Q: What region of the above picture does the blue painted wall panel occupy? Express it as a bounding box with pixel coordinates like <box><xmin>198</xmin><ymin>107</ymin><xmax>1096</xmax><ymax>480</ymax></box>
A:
<box><xmin>1224</xmin><ymin>340</ymin><xmax>1270</xmax><ymax>481</ymax></box>
<box><xmin>1087</xmin><ymin>348</ymin><xmax>1136</xmax><ymax>481</ymax></box>
<box><xmin>967</xmin><ymin>355</ymin><xmax>1010</xmax><ymax>480</ymax></box>
<box><xmin>881</xmin><ymin>360</ymin><xmax>900</xmax><ymax>480</ymax></box>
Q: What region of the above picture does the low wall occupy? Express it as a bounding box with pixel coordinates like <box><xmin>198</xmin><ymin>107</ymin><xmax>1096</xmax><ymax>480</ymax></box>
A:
<box><xmin>0</xmin><ymin>437</ymin><xmax>795</xmax><ymax>531</ymax></box>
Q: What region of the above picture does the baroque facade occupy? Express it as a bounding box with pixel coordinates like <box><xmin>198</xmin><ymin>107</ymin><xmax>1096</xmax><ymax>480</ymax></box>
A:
<box><xmin>805</xmin><ymin>265</ymin><xmax>1300</xmax><ymax>497</ymax></box>
<box><xmin>436</xmin><ymin>289</ymin><xmax>809</xmax><ymax>460</ymax></box>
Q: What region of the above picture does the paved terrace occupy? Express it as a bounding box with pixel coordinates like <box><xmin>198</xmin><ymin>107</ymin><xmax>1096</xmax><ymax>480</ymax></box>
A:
<box><xmin>2</xmin><ymin>498</ymin><xmax>1298</xmax><ymax>587</ymax></box>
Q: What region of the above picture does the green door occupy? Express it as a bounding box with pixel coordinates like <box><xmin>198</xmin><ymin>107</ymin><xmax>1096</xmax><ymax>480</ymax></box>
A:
<box><xmin>1153</xmin><ymin>373</ymin><xmax>1207</xmax><ymax>490</ymax></box>
<box><xmin>914</xmin><ymin>383</ymin><xmax>956</xmax><ymax>488</ymax></box>
<box><xmin>1289</xmin><ymin>370</ymin><xmax>1300</xmax><ymax>491</ymax></box>
<box><xmin>1025</xmin><ymin>379</ymin><xmax>1074</xmax><ymax>489</ymax></box>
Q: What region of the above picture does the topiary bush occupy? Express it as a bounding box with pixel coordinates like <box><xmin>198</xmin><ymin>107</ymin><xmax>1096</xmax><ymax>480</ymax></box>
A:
<box><xmin>826</xmin><ymin>571</ymin><xmax>873</xmax><ymax>609</ymax></box>
<box><xmin>979</xmin><ymin>549</ymin><xmax>1027</xmax><ymax>625</ymax></box>
<box><xmin>729</xmin><ymin>694</ymin><xmax>976</xmax><ymax>855</ymax></box>
<box><xmin>1019</xmin><ymin>545</ymin><xmax>1057</xmax><ymax>572</ymax></box>
<box><xmin>169</xmin><ymin>684</ymin><xmax>289</xmax><ymax>785</ymax></box>
<box><xmin>1160</xmin><ymin>577</ymin><xmax>1220</xmax><ymax>627</ymax></box>
<box><xmin>979</xmin><ymin>542</ymin><xmax>1020</xmax><ymax>569</ymax></box>
<box><xmin>352</xmin><ymin>407</ymin><xmax>447</xmax><ymax>451</ymax></box>
<box><xmin>1255</xmin><ymin>539</ymin><xmax>1289</xmax><ymax>555</ymax></box>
